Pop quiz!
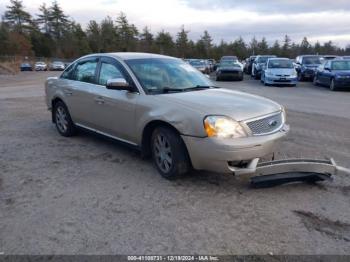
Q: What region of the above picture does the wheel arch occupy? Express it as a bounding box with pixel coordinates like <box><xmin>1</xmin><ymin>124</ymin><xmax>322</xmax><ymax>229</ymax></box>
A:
<box><xmin>51</xmin><ymin>96</ymin><xmax>66</xmax><ymax>123</ymax></box>
<box><xmin>141</xmin><ymin>120</ymin><xmax>189</xmax><ymax>159</ymax></box>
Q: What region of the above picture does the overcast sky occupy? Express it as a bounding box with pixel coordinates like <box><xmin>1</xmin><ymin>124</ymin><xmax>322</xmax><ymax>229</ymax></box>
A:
<box><xmin>1</xmin><ymin>0</ymin><xmax>350</xmax><ymax>47</ymax></box>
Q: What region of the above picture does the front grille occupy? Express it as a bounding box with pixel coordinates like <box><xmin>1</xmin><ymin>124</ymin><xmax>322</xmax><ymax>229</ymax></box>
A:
<box><xmin>246</xmin><ymin>112</ymin><xmax>283</xmax><ymax>135</ymax></box>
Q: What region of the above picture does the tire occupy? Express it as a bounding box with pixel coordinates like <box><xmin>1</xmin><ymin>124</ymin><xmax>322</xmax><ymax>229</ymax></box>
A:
<box><xmin>330</xmin><ymin>79</ymin><xmax>338</xmax><ymax>91</ymax></box>
<box><xmin>53</xmin><ymin>101</ymin><xmax>77</xmax><ymax>137</ymax></box>
<box><xmin>297</xmin><ymin>72</ymin><xmax>304</xmax><ymax>82</ymax></box>
<box><xmin>313</xmin><ymin>76</ymin><xmax>319</xmax><ymax>86</ymax></box>
<box><xmin>239</xmin><ymin>75</ymin><xmax>244</xmax><ymax>81</ymax></box>
<box><xmin>151</xmin><ymin>127</ymin><xmax>191</xmax><ymax>180</ymax></box>
<box><xmin>215</xmin><ymin>75</ymin><xmax>220</xmax><ymax>81</ymax></box>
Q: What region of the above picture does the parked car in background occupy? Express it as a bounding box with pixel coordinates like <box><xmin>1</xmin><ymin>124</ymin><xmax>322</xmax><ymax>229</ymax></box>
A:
<box><xmin>215</xmin><ymin>59</ymin><xmax>244</xmax><ymax>81</ymax></box>
<box><xmin>50</xmin><ymin>61</ymin><xmax>65</xmax><ymax>71</ymax></box>
<box><xmin>20</xmin><ymin>62</ymin><xmax>32</xmax><ymax>71</ymax></box>
<box><xmin>251</xmin><ymin>55</ymin><xmax>276</xmax><ymax>79</ymax></box>
<box><xmin>313</xmin><ymin>59</ymin><xmax>350</xmax><ymax>91</ymax></box>
<box><xmin>208</xmin><ymin>59</ymin><xmax>216</xmax><ymax>71</ymax></box>
<box><xmin>189</xmin><ymin>59</ymin><xmax>210</xmax><ymax>74</ymax></box>
<box><xmin>261</xmin><ymin>58</ymin><xmax>297</xmax><ymax>87</ymax></box>
<box><xmin>342</xmin><ymin>56</ymin><xmax>350</xmax><ymax>59</ymax></box>
<box><xmin>294</xmin><ymin>55</ymin><xmax>322</xmax><ymax>81</ymax></box>
<box><xmin>45</xmin><ymin>52</ymin><xmax>288</xmax><ymax>179</ymax></box>
<box><xmin>244</xmin><ymin>55</ymin><xmax>257</xmax><ymax>74</ymax></box>
<box><xmin>34</xmin><ymin>61</ymin><xmax>47</xmax><ymax>71</ymax></box>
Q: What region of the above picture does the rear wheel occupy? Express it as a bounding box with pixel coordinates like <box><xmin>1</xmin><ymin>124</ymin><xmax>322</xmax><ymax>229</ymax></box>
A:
<box><xmin>53</xmin><ymin>101</ymin><xmax>77</xmax><ymax>137</ymax></box>
<box><xmin>151</xmin><ymin>127</ymin><xmax>190</xmax><ymax>179</ymax></box>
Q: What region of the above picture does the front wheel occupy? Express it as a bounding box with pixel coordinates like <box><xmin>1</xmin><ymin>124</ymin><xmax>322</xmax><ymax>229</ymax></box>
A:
<box><xmin>151</xmin><ymin>127</ymin><xmax>191</xmax><ymax>179</ymax></box>
<box><xmin>330</xmin><ymin>79</ymin><xmax>338</xmax><ymax>91</ymax></box>
<box><xmin>53</xmin><ymin>101</ymin><xmax>77</xmax><ymax>137</ymax></box>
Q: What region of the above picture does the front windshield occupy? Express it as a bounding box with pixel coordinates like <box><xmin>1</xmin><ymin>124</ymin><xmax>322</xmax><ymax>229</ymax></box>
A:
<box><xmin>220</xmin><ymin>60</ymin><xmax>241</xmax><ymax>67</ymax></box>
<box><xmin>189</xmin><ymin>60</ymin><xmax>205</xmax><ymax>66</ymax></box>
<box><xmin>331</xmin><ymin>61</ymin><xmax>350</xmax><ymax>70</ymax></box>
<box><xmin>303</xmin><ymin>57</ymin><xmax>321</xmax><ymax>65</ymax></box>
<box><xmin>126</xmin><ymin>58</ymin><xmax>213</xmax><ymax>93</ymax></box>
<box><xmin>268</xmin><ymin>59</ymin><xmax>293</xmax><ymax>69</ymax></box>
<box><xmin>257</xmin><ymin>56</ymin><xmax>274</xmax><ymax>63</ymax></box>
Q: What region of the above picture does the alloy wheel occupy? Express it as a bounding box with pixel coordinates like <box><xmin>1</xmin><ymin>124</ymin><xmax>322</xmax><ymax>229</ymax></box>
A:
<box><xmin>55</xmin><ymin>106</ymin><xmax>68</xmax><ymax>133</ymax></box>
<box><xmin>153</xmin><ymin>133</ymin><xmax>173</xmax><ymax>173</ymax></box>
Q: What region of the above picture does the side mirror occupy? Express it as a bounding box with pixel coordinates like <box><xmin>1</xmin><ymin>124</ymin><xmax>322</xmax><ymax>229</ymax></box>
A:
<box><xmin>106</xmin><ymin>78</ymin><xmax>131</xmax><ymax>91</ymax></box>
<box><xmin>324</xmin><ymin>67</ymin><xmax>331</xmax><ymax>71</ymax></box>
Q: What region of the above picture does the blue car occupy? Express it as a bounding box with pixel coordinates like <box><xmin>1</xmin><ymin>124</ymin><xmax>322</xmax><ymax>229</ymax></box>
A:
<box><xmin>313</xmin><ymin>59</ymin><xmax>350</xmax><ymax>91</ymax></box>
<box><xmin>261</xmin><ymin>58</ymin><xmax>297</xmax><ymax>86</ymax></box>
<box><xmin>20</xmin><ymin>62</ymin><xmax>33</xmax><ymax>71</ymax></box>
<box><xmin>295</xmin><ymin>55</ymin><xmax>322</xmax><ymax>81</ymax></box>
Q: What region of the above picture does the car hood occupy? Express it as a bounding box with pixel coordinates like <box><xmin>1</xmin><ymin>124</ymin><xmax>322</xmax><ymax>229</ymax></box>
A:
<box><xmin>334</xmin><ymin>70</ymin><xmax>350</xmax><ymax>76</ymax></box>
<box><xmin>156</xmin><ymin>88</ymin><xmax>282</xmax><ymax>121</ymax></box>
<box><xmin>267</xmin><ymin>68</ymin><xmax>296</xmax><ymax>75</ymax></box>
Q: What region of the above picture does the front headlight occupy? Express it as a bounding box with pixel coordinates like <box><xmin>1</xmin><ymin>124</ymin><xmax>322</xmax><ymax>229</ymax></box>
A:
<box><xmin>204</xmin><ymin>116</ymin><xmax>247</xmax><ymax>138</ymax></box>
<box><xmin>265</xmin><ymin>71</ymin><xmax>273</xmax><ymax>77</ymax></box>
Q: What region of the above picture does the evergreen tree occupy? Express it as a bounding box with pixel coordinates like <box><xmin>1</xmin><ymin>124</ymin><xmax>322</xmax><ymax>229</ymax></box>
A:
<box><xmin>139</xmin><ymin>26</ymin><xmax>154</xmax><ymax>53</ymax></box>
<box><xmin>175</xmin><ymin>25</ymin><xmax>189</xmax><ymax>58</ymax></box>
<box><xmin>4</xmin><ymin>0</ymin><xmax>32</xmax><ymax>33</ymax></box>
<box><xmin>49</xmin><ymin>1</ymin><xmax>69</xmax><ymax>39</ymax></box>
<box><xmin>36</xmin><ymin>3</ymin><xmax>51</xmax><ymax>34</ymax></box>
<box><xmin>155</xmin><ymin>30</ymin><xmax>174</xmax><ymax>55</ymax></box>
<box><xmin>115</xmin><ymin>12</ymin><xmax>138</xmax><ymax>52</ymax></box>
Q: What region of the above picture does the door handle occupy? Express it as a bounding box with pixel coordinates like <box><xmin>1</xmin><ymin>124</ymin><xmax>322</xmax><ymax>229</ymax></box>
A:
<box><xmin>94</xmin><ymin>97</ymin><xmax>105</xmax><ymax>105</ymax></box>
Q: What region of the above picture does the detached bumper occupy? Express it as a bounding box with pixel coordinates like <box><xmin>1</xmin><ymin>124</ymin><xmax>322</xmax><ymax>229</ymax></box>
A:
<box><xmin>182</xmin><ymin>124</ymin><xmax>289</xmax><ymax>174</ymax></box>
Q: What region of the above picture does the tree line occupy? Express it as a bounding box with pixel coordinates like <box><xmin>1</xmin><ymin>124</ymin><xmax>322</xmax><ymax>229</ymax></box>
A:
<box><xmin>1</xmin><ymin>0</ymin><xmax>350</xmax><ymax>61</ymax></box>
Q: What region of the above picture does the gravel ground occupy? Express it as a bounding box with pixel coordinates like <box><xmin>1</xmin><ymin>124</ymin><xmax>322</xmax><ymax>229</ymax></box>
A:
<box><xmin>0</xmin><ymin>72</ymin><xmax>350</xmax><ymax>255</ymax></box>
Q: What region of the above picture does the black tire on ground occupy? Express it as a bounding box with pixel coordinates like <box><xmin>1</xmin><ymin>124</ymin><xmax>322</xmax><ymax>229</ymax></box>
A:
<box><xmin>53</xmin><ymin>101</ymin><xmax>77</xmax><ymax>137</ymax></box>
<box><xmin>297</xmin><ymin>72</ymin><xmax>304</xmax><ymax>82</ymax></box>
<box><xmin>313</xmin><ymin>76</ymin><xmax>319</xmax><ymax>86</ymax></box>
<box><xmin>330</xmin><ymin>78</ymin><xmax>338</xmax><ymax>91</ymax></box>
<box><xmin>151</xmin><ymin>126</ymin><xmax>191</xmax><ymax>180</ymax></box>
<box><xmin>215</xmin><ymin>76</ymin><xmax>220</xmax><ymax>81</ymax></box>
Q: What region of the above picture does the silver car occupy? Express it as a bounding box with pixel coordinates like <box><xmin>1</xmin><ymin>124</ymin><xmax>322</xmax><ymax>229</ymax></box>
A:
<box><xmin>45</xmin><ymin>53</ymin><xmax>289</xmax><ymax>179</ymax></box>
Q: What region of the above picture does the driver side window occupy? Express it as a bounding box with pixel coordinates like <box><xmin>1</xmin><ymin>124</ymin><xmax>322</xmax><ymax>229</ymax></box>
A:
<box><xmin>98</xmin><ymin>62</ymin><xmax>124</xmax><ymax>86</ymax></box>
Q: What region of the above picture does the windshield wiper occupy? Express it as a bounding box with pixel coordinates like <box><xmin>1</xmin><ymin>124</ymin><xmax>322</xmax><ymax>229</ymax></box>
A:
<box><xmin>183</xmin><ymin>85</ymin><xmax>221</xmax><ymax>91</ymax></box>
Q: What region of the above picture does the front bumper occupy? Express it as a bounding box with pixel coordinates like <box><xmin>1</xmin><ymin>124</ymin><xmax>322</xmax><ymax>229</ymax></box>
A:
<box><xmin>334</xmin><ymin>78</ymin><xmax>350</xmax><ymax>88</ymax></box>
<box><xmin>182</xmin><ymin>124</ymin><xmax>289</xmax><ymax>174</ymax></box>
<box><xmin>301</xmin><ymin>69</ymin><xmax>316</xmax><ymax>78</ymax></box>
<box><xmin>217</xmin><ymin>70</ymin><xmax>243</xmax><ymax>79</ymax></box>
<box><xmin>265</xmin><ymin>76</ymin><xmax>297</xmax><ymax>85</ymax></box>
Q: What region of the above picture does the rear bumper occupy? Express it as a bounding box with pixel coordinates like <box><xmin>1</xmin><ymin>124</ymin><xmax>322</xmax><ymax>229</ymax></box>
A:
<box><xmin>182</xmin><ymin>124</ymin><xmax>289</xmax><ymax>174</ymax></box>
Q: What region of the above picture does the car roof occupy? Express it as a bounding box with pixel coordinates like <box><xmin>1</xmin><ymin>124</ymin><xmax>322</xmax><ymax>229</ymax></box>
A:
<box><xmin>104</xmin><ymin>52</ymin><xmax>176</xmax><ymax>60</ymax></box>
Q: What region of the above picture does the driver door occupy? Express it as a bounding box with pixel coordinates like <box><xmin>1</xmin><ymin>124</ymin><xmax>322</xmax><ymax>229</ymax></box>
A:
<box><xmin>90</xmin><ymin>57</ymin><xmax>140</xmax><ymax>144</ymax></box>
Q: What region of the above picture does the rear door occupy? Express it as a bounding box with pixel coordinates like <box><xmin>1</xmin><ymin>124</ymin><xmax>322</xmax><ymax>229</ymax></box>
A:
<box><xmin>63</xmin><ymin>57</ymin><xmax>99</xmax><ymax>127</ymax></box>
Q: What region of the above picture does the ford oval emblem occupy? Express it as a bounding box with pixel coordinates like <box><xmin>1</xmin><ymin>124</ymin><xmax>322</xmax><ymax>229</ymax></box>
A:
<box><xmin>268</xmin><ymin>120</ymin><xmax>278</xmax><ymax>127</ymax></box>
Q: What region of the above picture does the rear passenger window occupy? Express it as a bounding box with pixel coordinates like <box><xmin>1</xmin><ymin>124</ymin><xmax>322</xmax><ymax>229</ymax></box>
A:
<box><xmin>75</xmin><ymin>60</ymin><xmax>98</xmax><ymax>83</ymax></box>
<box><xmin>98</xmin><ymin>62</ymin><xmax>125</xmax><ymax>86</ymax></box>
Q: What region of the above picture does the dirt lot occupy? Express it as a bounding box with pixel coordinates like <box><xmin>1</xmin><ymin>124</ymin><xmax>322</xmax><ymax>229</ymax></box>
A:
<box><xmin>0</xmin><ymin>72</ymin><xmax>350</xmax><ymax>255</ymax></box>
